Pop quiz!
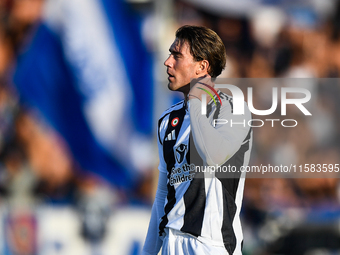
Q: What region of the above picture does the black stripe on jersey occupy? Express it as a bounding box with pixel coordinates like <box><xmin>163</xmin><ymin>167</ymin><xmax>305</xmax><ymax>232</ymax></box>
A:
<box><xmin>213</xmin><ymin>103</ymin><xmax>221</xmax><ymax>120</ymax></box>
<box><xmin>217</xmin><ymin>138</ymin><xmax>250</xmax><ymax>199</ymax></box>
<box><xmin>217</xmin><ymin>90</ymin><xmax>230</xmax><ymax>102</ymax></box>
<box><xmin>180</xmin><ymin>134</ymin><xmax>206</xmax><ymax>237</ymax></box>
<box><xmin>217</xmin><ymin>90</ymin><xmax>227</xmax><ymax>99</ymax></box>
<box><xmin>216</xmin><ymin>138</ymin><xmax>250</xmax><ymax>254</ymax></box>
<box><xmin>206</xmin><ymin>91</ymin><xmax>233</xmax><ymax>118</ymax></box>
<box><xmin>206</xmin><ymin>91</ymin><xmax>224</xmax><ymax>118</ymax></box>
<box><xmin>228</xmin><ymin>98</ymin><xmax>234</xmax><ymax>113</ymax></box>
<box><xmin>217</xmin><ymin>90</ymin><xmax>234</xmax><ymax>114</ymax></box>
<box><xmin>206</xmin><ymin>100</ymin><xmax>214</xmax><ymax>117</ymax></box>
<box><xmin>159</xmin><ymin>105</ymin><xmax>187</xmax><ymax>236</ymax></box>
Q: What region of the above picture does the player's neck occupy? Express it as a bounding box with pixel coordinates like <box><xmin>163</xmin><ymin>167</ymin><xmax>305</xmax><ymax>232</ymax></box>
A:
<box><xmin>180</xmin><ymin>84</ymin><xmax>190</xmax><ymax>102</ymax></box>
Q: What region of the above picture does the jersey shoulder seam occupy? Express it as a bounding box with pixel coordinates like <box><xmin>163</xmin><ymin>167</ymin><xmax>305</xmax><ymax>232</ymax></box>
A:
<box><xmin>158</xmin><ymin>100</ymin><xmax>184</xmax><ymax>145</ymax></box>
<box><xmin>158</xmin><ymin>100</ymin><xmax>184</xmax><ymax>120</ymax></box>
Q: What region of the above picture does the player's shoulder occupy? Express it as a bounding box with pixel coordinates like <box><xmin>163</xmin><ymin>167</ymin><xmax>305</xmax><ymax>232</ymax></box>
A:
<box><xmin>209</xmin><ymin>90</ymin><xmax>233</xmax><ymax>112</ymax></box>
<box><xmin>216</xmin><ymin>90</ymin><xmax>251</xmax><ymax>117</ymax></box>
<box><xmin>158</xmin><ymin>100</ymin><xmax>185</xmax><ymax>121</ymax></box>
<box><xmin>217</xmin><ymin>90</ymin><xmax>232</xmax><ymax>104</ymax></box>
<box><xmin>157</xmin><ymin>100</ymin><xmax>184</xmax><ymax>144</ymax></box>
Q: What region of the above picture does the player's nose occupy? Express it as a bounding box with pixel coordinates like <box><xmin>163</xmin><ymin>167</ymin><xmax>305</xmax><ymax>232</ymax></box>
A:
<box><xmin>164</xmin><ymin>56</ymin><xmax>173</xmax><ymax>67</ymax></box>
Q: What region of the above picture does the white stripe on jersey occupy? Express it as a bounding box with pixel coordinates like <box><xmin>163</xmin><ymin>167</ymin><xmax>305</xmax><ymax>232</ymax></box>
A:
<box><xmin>200</xmin><ymin>177</ymin><xmax>225</xmax><ymax>246</ymax></box>
<box><xmin>232</xmin><ymin>177</ymin><xmax>246</xmax><ymax>255</ymax></box>
<box><xmin>166</xmin><ymin>181</ymin><xmax>189</xmax><ymax>230</ymax></box>
<box><xmin>175</xmin><ymin>125</ymin><xmax>190</xmax><ymax>148</ymax></box>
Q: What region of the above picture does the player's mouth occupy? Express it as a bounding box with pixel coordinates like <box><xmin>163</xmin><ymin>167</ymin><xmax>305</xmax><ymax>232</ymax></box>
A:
<box><xmin>167</xmin><ymin>72</ymin><xmax>175</xmax><ymax>81</ymax></box>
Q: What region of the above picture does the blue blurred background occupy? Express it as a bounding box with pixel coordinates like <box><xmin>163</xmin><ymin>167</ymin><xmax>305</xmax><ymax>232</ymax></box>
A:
<box><xmin>0</xmin><ymin>0</ymin><xmax>340</xmax><ymax>254</ymax></box>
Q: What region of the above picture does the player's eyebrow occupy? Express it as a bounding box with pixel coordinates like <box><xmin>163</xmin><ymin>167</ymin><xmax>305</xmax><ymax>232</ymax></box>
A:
<box><xmin>169</xmin><ymin>48</ymin><xmax>182</xmax><ymax>56</ymax></box>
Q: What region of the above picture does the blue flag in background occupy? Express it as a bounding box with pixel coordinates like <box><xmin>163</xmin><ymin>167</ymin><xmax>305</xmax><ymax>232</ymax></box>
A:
<box><xmin>13</xmin><ymin>0</ymin><xmax>154</xmax><ymax>190</ymax></box>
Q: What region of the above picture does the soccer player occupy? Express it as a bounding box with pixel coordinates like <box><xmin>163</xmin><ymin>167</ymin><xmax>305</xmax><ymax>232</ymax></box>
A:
<box><xmin>142</xmin><ymin>25</ymin><xmax>252</xmax><ymax>255</ymax></box>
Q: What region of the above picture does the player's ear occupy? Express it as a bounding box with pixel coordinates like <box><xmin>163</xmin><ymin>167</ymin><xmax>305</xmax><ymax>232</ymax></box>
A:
<box><xmin>196</xmin><ymin>60</ymin><xmax>209</xmax><ymax>75</ymax></box>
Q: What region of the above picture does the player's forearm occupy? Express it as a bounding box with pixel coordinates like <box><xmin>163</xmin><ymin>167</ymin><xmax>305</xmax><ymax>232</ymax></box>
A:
<box><xmin>189</xmin><ymin>98</ymin><xmax>250</xmax><ymax>166</ymax></box>
<box><xmin>142</xmin><ymin>201</ymin><xmax>163</xmax><ymax>255</ymax></box>
<box><xmin>142</xmin><ymin>171</ymin><xmax>167</xmax><ymax>255</ymax></box>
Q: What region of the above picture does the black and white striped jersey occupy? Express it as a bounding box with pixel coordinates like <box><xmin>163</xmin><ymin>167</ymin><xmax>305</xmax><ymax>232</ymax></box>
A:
<box><xmin>157</xmin><ymin>91</ymin><xmax>252</xmax><ymax>255</ymax></box>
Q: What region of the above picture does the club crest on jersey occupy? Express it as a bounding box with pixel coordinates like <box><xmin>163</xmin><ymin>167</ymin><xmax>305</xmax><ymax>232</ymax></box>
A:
<box><xmin>171</xmin><ymin>117</ymin><xmax>179</xmax><ymax>127</ymax></box>
<box><xmin>175</xmin><ymin>144</ymin><xmax>187</xmax><ymax>164</ymax></box>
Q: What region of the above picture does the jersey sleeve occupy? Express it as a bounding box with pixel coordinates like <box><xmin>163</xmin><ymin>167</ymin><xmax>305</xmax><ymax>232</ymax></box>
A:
<box><xmin>157</xmin><ymin>115</ymin><xmax>168</xmax><ymax>173</ymax></box>
<box><xmin>142</xmin><ymin>112</ymin><xmax>171</xmax><ymax>254</ymax></box>
<box><xmin>189</xmin><ymin>97</ymin><xmax>251</xmax><ymax>166</ymax></box>
<box><xmin>142</xmin><ymin>171</ymin><xmax>167</xmax><ymax>255</ymax></box>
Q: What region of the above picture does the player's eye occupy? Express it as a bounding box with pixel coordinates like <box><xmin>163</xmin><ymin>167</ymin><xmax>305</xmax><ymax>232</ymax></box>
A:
<box><xmin>168</xmin><ymin>51</ymin><xmax>180</xmax><ymax>60</ymax></box>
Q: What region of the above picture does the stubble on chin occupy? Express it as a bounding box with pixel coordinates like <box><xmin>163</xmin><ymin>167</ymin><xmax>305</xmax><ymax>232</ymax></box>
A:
<box><xmin>168</xmin><ymin>82</ymin><xmax>191</xmax><ymax>96</ymax></box>
<box><xmin>167</xmin><ymin>82</ymin><xmax>175</xmax><ymax>91</ymax></box>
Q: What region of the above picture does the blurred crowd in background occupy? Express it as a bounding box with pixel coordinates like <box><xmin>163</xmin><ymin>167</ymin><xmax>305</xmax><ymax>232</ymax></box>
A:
<box><xmin>0</xmin><ymin>0</ymin><xmax>340</xmax><ymax>254</ymax></box>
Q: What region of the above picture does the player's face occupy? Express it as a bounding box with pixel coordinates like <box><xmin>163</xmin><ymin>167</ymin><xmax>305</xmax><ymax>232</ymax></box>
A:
<box><xmin>164</xmin><ymin>38</ymin><xmax>201</xmax><ymax>92</ymax></box>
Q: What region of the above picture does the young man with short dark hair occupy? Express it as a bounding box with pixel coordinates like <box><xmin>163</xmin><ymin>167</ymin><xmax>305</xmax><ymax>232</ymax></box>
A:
<box><xmin>142</xmin><ymin>25</ymin><xmax>252</xmax><ymax>255</ymax></box>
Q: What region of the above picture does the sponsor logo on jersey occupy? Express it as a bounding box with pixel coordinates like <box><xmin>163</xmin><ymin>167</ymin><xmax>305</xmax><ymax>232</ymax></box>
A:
<box><xmin>169</xmin><ymin>163</ymin><xmax>196</xmax><ymax>186</ymax></box>
<box><xmin>165</xmin><ymin>129</ymin><xmax>176</xmax><ymax>141</ymax></box>
<box><xmin>175</xmin><ymin>144</ymin><xmax>187</xmax><ymax>164</ymax></box>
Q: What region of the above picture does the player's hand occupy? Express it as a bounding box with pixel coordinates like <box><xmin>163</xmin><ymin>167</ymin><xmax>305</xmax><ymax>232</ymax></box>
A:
<box><xmin>188</xmin><ymin>74</ymin><xmax>214</xmax><ymax>102</ymax></box>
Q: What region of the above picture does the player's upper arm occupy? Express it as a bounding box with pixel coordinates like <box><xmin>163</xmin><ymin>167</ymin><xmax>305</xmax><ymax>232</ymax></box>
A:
<box><xmin>211</xmin><ymin>100</ymin><xmax>252</xmax><ymax>164</ymax></box>
<box><xmin>157</xmin><ymin>115</ymin><xmax>169</xmax><ymax>174</ymax></box>
<box><xmin>190</xmin><ymin>98</ymin><xmax>251</xmax><ymax>166</ymax></box>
